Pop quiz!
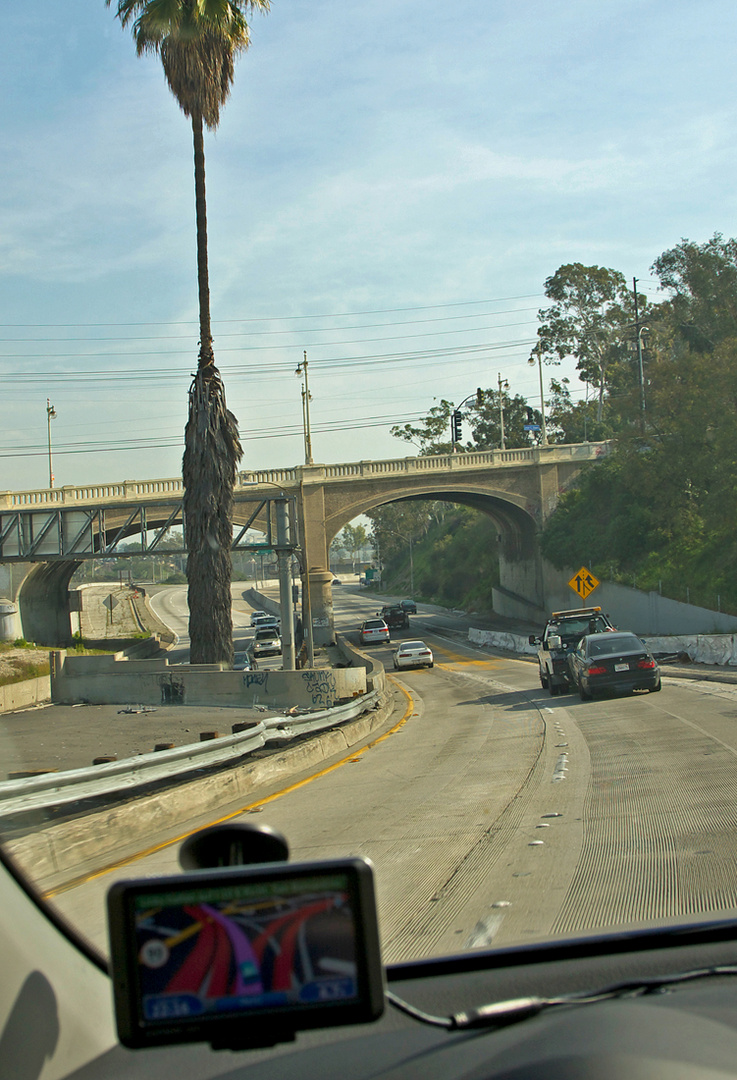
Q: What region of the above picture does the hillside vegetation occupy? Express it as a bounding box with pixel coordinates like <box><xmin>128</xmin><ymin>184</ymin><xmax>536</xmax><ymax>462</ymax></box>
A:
<box><xmin>360</xmin><ymin>234</ymin><xmax>737</xmax><ymax>617</ymax></box>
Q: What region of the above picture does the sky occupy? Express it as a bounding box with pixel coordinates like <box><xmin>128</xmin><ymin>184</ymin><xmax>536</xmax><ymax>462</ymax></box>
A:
<box><xmin>2</xmin><ymin>0</ymin><xmax>737</xmax><ymax>492</ymax></box>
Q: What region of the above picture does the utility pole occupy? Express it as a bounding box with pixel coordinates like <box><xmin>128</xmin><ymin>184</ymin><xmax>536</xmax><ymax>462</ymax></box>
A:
<box><xmin>46</xmin><ymin>399</ymin><xmax>56</xmax><ymax>488</ymax></box>
<box><xmin>295</xmin><ymin>351</ymin><xmax>314</xmax><ymax>465</ymax></box>
<box><xmin>633</xmin><ymin>278</ymin><xmax>647</xmax><ymax>435</ymax></box>
<box><xmin>497</xmin><ymin>373</ymin><xmax>509</xmax><ymax>450</ymax></box>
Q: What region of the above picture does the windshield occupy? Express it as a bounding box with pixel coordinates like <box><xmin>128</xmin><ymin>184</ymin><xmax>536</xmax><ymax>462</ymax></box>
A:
<box><xmin>3</xmin><ymin>1</ymin><xmax>737</xmax><ymax>979</ymax></box>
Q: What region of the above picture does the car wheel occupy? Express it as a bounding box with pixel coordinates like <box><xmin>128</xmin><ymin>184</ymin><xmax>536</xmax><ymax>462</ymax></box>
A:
<box><xmin>578</xmin><ymin>678</ymin><xmax>592</xmax><ymax>701</ymax></box>
<box><xmin>539</xmin><ymin>669</ymin><xmax>549</xmax><ymax>689</ymax></box>
<box><xmin>549</xmin><ymin>682</ymin><xmax>559</xmax><ymax>697</ymax></box>
<box><xmin>429</xmin><ymin>662</ymin><xmax>434</xmax><ymax>668</ymax></box>
<box><xmin>649</xmin><ymin>679</ymin><xmax>662</xmax><ymax>693</ymax></box>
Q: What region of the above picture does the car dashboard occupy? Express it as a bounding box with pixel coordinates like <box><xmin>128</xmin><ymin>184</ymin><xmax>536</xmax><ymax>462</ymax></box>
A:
<box><xmin>58</xmin><ymin>912</ymin><xmax>737</xmax><ymax>1079</ymax></box>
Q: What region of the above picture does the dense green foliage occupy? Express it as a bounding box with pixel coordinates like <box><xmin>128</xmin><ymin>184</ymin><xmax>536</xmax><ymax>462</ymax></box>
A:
<box><xmin>366</xmin><ymin>502</ymin><xmax>500</xmax><ymax>611</ymax></box>
<box><xmin>540</xmin><ymin>234</ymin><xmax>737</xmax><ymax>613</ymax></box>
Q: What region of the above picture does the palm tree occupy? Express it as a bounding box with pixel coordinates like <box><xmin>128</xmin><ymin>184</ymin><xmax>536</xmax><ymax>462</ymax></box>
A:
<box><xmin>108</xmin><ymin>0</ymin><xmax>270</xmax><ymax>664</ymax></box>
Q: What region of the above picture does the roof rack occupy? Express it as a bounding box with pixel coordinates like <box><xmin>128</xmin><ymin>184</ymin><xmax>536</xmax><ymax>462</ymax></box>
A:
<box><xmin>550</xmin><ymin>606</ymin><xmax>602</xmax><ymax>618</ymax></box>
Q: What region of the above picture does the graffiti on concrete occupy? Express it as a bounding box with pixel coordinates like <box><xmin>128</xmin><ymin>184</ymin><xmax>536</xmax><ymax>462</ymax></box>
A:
<box><xmin>159</xmin><ymin>676</ymin><xmax>184</xmax><ymax>705</ymax></box>
<box><xmin>244</xmin><ymin>672</ymin><xmax>268</xmax><ymax>689</ymax></box>
<box><xmin>302</xmin><ymin>670</ymin><xmax>336</xmax><ymax>708</ymax></box>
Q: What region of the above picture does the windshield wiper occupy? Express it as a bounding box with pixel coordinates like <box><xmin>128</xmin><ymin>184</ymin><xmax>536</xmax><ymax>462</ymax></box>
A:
<box><xmin>386</xmin><ymin>964</ymin><xmax>737</xmax><ymax>1032</ymax></box>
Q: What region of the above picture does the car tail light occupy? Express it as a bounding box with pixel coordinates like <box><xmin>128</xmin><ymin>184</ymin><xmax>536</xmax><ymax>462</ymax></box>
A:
<box><xmin>637</xmin><ymin>659</ymin><xmax>656</xmax><ymax>669</ymax></box>
<box><xmin>586</xmin><ymin>665</ymin><xmax>607</xmax><ymax>675</ymax></box>
<box><xmin>419</xmin><ymin>650</ymin><xmax>431</xmax><ymax>656</ymax></box>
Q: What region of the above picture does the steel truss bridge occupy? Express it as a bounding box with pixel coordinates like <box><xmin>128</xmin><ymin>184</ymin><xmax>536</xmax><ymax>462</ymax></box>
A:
<box><xmin>0</xmin><ymin>492</ymin><xmax>299</xmax><ymax>563</ymax></box>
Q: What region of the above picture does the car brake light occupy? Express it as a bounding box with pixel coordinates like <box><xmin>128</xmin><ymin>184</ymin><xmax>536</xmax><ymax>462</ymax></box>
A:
<box><xmin>637</xmin><ymin>659</ymin><xmax>656</xmax><ymax>669</ymax></box>
<box><xmin>586</xmin><ymin>665</ymin><xmax>607</xmax><ymax>675</ymax></box>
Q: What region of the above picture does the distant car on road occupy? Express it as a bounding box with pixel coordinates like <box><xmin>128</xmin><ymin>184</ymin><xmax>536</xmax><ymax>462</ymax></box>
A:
<box><xmin>568</xmin><ymin>632</ymin><xmax>661</xmax><ymax>699</ymax></box>
<box><xmin>359</xmin><ymin>619</ymin><xmax>390</xmax><ymax>645</ymax></box>
<box><xmin>252</xmin><ymin>614</ymin><xmax>280</xmax><ymax>630</ymax></box>
<box><xmin>393</xmin><ymin>640</ymin><xmax>433</xmax><ymax>669</ymax></box>
<box><xmin>233</xmin><ymin>652</ymin><xmax>252</xmax><ymax>670</ymax></box>
<box><xmin>251</xmin><ymin>627</ymin><xmax>282</xmax><ymax>658</ymax></box>
<box><xmin>331</xmin><ymin>578</ymin><xmax>342</xmax><ymax>585</ymax></box>
<box><xmin>400</xmin><ymin>599</ymin><xmax>417</xmax><ymax>614</ymax></box>
<box><xmin>250</xmin><ymin>610</ymin><xmax>268</xmax><ymax>626</ymax></box>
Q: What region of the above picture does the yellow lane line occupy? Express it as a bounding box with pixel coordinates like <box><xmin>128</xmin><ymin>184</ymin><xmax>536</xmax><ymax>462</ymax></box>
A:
<box><xmin>432</xmin><ymin>643</ymin><xmax>501</xmax><ymax>666</ymax></box>
<box><xmin>43</xmin><ymin>682</ymin><xmax>415</xmax><ymax>899</ymax></box>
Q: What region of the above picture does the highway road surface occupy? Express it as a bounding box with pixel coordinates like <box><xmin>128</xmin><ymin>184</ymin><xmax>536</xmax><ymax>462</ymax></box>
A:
<box><xmin>42</xmin><ymin>585</ymin><xmax>737</xmax><ymax>965</ymax></box>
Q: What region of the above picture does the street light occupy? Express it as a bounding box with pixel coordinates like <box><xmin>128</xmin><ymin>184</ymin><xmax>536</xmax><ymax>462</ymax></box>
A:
<box><xmin>497</xmin><ymin>373</ymin><xmax>509</xmax><ymax>450</ymax></box>
<box><xmin>529</xmin><ymin>353</ymin><xmax>549</xmax><ymax>445</ymax></box>
<box><xmin>295</xmin><ymin>351</ymin><xmax>314</xmax><ymax>465</ymax></box>
<box><xmin>46</xmin><ymin>399</ymin><xmax>57</xmax><ymax>488</ymax></box>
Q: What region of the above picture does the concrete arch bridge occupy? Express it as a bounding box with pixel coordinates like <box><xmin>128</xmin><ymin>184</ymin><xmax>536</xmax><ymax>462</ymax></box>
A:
<box><xmin>0</xmin><ymin>442</ymin><xmax>607</xmax><ymax>645</ymax></box>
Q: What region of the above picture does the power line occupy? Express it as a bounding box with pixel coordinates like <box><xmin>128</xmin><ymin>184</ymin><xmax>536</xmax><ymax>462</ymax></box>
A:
<box><xmin>0</xmin><ymin>293</ymin><xmax>545</xmax><ymax>329</ymax></box>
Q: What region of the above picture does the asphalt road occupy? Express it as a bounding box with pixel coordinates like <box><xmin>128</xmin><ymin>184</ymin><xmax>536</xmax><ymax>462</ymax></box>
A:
<box><xmin>45</xmin><ymin>585</ymin><xmax>737</xmax><ymax>969</ymax></box>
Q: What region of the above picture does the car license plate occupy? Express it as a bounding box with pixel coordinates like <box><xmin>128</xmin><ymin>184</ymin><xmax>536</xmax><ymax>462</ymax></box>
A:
<box><xmin>614</xmin><ymin>663</ymin><xmax>629</xmax><ymax>671</ymax></box>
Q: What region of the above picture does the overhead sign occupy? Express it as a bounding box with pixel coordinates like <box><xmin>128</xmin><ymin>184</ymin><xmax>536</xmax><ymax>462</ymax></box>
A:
<box><xmin>568</xmin><ymin>566</ymin><xmax>600</xmax><ymax>601</ymax></box>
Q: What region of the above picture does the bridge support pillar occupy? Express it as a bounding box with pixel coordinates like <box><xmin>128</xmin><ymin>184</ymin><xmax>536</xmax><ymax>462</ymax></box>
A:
<box><xmin>307</xmin><ymin>568</ymin><xmax>335</xmax><ymax>646</ymax></box>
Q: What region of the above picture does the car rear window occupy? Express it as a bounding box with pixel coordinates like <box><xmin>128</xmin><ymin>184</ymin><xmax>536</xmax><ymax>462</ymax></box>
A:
<box><xmin>364</xmin><ymin>620</ymin><xmax>385</xmax><ymax>629</ymax></box>
<box><xmin>588</xmin><ymin>634</ymin><xmax>643</xmax><ymax>656</ymax></box>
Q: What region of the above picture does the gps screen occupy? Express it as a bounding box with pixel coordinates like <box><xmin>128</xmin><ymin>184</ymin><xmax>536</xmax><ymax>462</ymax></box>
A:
<box><xmin>133</xmin><ymin>873</ymin><xmax>358</xmax><ymax>1023</ymax></box>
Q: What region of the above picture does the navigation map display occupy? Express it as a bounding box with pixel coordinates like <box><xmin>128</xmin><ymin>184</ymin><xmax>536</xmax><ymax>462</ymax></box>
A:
<box><xmin>107</xmin><ymin>858</ymin><xmax>384</xmax><ymax>1048</ymax></box>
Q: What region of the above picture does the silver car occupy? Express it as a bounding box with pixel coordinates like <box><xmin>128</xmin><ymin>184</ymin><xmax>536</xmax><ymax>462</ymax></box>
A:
<box><xmin>251</xmin><ymin>627</ymin><xmax>282</xmax><ymax>658</ymax></box>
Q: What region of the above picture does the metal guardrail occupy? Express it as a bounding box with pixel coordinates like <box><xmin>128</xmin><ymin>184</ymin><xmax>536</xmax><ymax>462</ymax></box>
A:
<box><xmin>0</xmin><ymin>690</ymin><xmax>380</xmax><ymax>821</ymax></box>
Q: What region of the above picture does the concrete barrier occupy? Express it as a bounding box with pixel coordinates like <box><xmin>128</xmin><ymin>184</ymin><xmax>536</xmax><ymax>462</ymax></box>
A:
<box><xmin>469</xmin><ymin>625</ymin><xmax>737</xmax><ymax>669</ymax></box>
<box><xmin>50</xmin><ymin>650</ymin><xmax>367</xmax><ymax>709</ymax></box>
<box><xmin>0</xmin><ymin>674</ymin><xmax>51</xmax><ymax>713</ymax></box>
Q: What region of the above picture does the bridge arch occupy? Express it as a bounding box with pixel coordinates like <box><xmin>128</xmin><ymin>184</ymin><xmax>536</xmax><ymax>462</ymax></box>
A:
<box><xmin>326</xmin><ymin>484</ymin><xmax>539</xmax><ymax>563</ymax></box>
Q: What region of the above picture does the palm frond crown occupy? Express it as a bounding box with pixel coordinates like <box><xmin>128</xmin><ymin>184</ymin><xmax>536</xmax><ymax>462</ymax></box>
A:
<box><xmin>107</xmin><ymin>0</ymin><xmax>269</xmax><ymax>128</ymax></box>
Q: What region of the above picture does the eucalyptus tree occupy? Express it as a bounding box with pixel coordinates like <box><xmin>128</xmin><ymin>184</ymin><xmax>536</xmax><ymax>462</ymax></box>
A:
<box><xmin>530</xmin><ymin>264</ymin><xmax>636</xmax><ymax>423</ymax></box>
<box><xmin>107</xmin><ymin>0</ymin><xmax>269</xmax><ymax>663</ymax></box>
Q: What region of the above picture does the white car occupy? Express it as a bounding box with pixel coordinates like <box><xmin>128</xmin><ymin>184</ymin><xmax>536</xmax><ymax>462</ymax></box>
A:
<box><xmin>393</xmin><ymin>640</ymin><xmax>434</xmax><ymax>669</ymax></box>
<box><xmin>252</xmin><ymin>614</ymin><xmax>280</xmax><ymax>629</ymax></box>
<box><xmin>250</xmin><ymin>609</ymin><xmax>268</xmax><ymax>626</ymax></box>
<box><xmin>251</xmin><ymin>627</ymin><xmax>282</xmax><ymax>658</ymax></box>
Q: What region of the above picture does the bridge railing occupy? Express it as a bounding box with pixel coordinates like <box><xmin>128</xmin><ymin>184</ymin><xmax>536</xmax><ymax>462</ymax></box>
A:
<box><xmin>0</xmin><ymin>443</ymin><xmax>609</xmax><ymax>508</ymax></box>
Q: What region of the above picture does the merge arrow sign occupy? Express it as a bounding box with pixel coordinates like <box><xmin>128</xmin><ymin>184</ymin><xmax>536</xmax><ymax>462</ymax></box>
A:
<box><xmin>568</xmin><ymin>566</ymin><xmax>600</xmax><ymax>600</ymax></box>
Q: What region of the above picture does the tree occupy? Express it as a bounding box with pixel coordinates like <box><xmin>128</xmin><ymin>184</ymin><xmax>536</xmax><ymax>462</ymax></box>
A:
<box><xmin>530</xmin><ymin>263</ymin><xmax>639</xmax><ymax>422</ymax></box>
<box><xmin>652</xmin><ymin>233</ymin><xmax>737</xmax><ymax>352</ymax></box>
<box><xmin>365</xmin><ymin>502</ymin><xmax>432</xmax><ymax>577</ymax></box>
<box><xmin>468</xmin><ymin>388</ymin><xmax>542</xmax><ymax>449</ymax></box>
<box><xmin>108</xmin><ymin>0</ymin><xmax>270</xmax><ymax>664</ymax></box>
<box><xmin>390</xmin><ymin>399</ymin><xmax>454</xmax><ymax>455</ymax></box>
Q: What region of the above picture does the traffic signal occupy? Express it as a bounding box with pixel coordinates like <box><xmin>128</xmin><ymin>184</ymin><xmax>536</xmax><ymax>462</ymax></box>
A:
<box><xmin>452</xmin><ymin>410</ymin><xmax>463</xmax><ymax>443</ymax></box>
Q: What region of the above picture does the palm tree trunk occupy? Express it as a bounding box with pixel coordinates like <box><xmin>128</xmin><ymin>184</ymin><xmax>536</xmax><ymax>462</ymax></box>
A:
<box><xmin>182</xmin><ymin>108</ymin><xmax>242</xmax><ymax>665</ymax></box>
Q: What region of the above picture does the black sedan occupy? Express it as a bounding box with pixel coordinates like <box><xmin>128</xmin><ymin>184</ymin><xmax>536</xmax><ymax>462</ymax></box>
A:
<box><xmin>568</xmin><ymin>632</ymin><xmax>661</xmax><ymax>699</ymax></box>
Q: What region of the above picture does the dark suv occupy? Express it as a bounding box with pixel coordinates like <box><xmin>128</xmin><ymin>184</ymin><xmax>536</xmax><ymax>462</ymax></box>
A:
<box><xmin>400</xmin><ymin>599</ymin><xmax>417</xmax><ymax>614</ymax></box>
<box><xmin>378</xmin><ymin>605</ymin><xmax>410</xmax><ymax>629</ymax></box>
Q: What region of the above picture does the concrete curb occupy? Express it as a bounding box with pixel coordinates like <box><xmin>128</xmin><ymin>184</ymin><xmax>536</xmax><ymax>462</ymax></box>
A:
<box><xmin>7</xmin><ymin>691</ymin><xmax>394</xmax><ymax>894</ymax></box>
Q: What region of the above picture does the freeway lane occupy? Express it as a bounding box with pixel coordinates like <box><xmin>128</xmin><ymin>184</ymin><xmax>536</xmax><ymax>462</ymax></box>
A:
<box><xmin>48</xmin><ymin>590</ymin><xmax>737</xmax><ymax>965</ymax></box>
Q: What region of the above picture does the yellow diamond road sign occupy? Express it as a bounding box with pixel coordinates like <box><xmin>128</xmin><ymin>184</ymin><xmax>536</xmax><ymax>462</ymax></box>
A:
<box><xmin>568</xmin><ymin>566</ymin><xmax>600</xmax><ymax>600</ymax></box>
